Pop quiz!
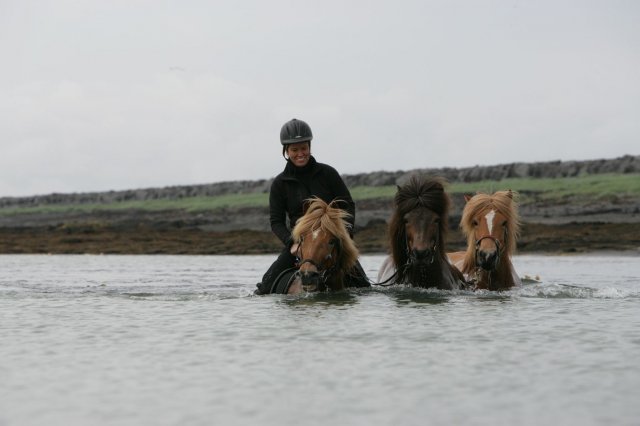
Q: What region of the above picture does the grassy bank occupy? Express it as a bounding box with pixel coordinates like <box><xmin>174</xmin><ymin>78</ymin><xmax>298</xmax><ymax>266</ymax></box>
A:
<box><xmin>350</xmin><ymin>173</ymin><xmax>640</xmax><ymax>202</ymax></box>
<box><xmin>1</xmin><ymin>173</ymin><xmax>639</xmax><ymax>216</ymax></box>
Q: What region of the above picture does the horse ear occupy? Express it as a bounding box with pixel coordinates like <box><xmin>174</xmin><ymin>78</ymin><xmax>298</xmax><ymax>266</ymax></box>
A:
<box><xmin>464</xmin><ymin>193</ymin><xmax>473</xmax><ymax>203</ymax></box>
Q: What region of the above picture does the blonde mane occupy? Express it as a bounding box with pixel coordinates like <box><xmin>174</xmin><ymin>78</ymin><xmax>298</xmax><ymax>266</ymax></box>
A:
<box><xmin>460</xmin><ymin>190</ymin><xmax>521</xmax><ymax>273</ymax></box>
<box><xmin>292</xmin><ymin>197</ymin><xmax>359</xmax><ymax>272</ymax></box>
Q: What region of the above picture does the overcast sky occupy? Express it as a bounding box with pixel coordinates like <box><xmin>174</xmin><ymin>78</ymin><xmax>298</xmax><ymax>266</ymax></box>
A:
<box><xmin>1</xmin><ymin>0</ymin><xmax>638</xmax><ymax>197</ymax></box>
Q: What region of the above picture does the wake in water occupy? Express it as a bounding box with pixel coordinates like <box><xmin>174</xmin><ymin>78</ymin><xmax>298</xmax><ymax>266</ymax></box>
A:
<box><xmin>360</xmin><ymin>276</ymin><xmax>639</xmax><ymax>301</ymax></box>
<box><xmin>517</xmin><ymin>282</ymin><xmax>636</xmax><ymax>299</ymax></box>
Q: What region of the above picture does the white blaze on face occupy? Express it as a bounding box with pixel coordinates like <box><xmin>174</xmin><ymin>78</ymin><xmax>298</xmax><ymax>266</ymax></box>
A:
<box><xmin>312</xmin><ymin>230</ymin><xmax>320</xmax><ymax>240</ymax></box>
<box><xmin>485</xmin><ymin>210</ymin><xmax>496</xmax><ymax>235</ymax></box>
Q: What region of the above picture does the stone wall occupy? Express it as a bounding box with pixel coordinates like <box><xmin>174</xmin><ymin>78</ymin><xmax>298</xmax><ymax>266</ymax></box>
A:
<box><xmin>1</xmin><ymin>155</ymin><xmax>638</xmax><ymax>208</ymax></box>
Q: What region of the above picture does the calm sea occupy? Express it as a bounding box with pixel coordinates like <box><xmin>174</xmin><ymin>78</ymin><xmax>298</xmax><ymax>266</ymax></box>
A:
<box><xmin>1</xmin><ymin>254</ymin><xmax>639</xmax><ymax>426</ymax></box>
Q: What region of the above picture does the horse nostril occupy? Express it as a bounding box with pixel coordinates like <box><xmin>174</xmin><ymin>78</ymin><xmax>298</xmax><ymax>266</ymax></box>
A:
<box><xmin>412</xmin><ymin>248</ymin><xmax>432</xmax><ymax>261</ymax></box>
<box><xmin>478</xmin><ymin>250</ymin><xmax>498</xmax><ymax>270</ymax></box>
<box><xmin>300</xmin><ymin>269</ymin><xmax>320</xmax><ymax>279</ymax></box>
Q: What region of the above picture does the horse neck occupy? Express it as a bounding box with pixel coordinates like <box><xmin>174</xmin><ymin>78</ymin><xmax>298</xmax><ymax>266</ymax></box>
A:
<box><xmin>473</xmin><ymin>256</ymin><xmax>517</xmax><ymax>291</ymax></box>
<box><xmin>325</xmin><ymin>271</ymin><xmax>345</xmax><ymax>291</ymax></box>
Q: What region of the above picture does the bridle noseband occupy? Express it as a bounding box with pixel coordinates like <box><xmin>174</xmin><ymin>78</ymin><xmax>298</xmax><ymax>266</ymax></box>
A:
<box><xmin>473</xmin><ymin>227</ymin><xmax>508</xmax><ymax>270</ymax></box>
<box><xmin>294</xmin><ymin>235</ymin><xmax>341</xmax><ymax>291</ymax></box>
<box><xmin>405</xmin><ymin>230</ymin><xmax>439</xmax><ymax>266</ymax></box>
<box><xmin>474</xmin><ymin>235</ymin><xmax>502</xmax><ymax>254</ymax></box>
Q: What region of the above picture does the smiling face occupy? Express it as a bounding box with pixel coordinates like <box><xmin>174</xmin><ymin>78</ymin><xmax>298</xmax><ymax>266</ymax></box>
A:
<box><xmin>286</xmin><ymin>142</ymin><xmax>311</xmax><ymax>167</ymax></box>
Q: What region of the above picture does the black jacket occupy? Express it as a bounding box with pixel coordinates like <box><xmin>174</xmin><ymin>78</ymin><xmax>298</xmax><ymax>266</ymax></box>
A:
<box><xmin>269</xmin><ymin>156</ymin><xmax>356</xmax><ymax>246</ymax></box>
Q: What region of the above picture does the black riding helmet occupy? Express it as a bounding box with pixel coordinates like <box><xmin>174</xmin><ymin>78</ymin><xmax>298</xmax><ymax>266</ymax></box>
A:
<box><xmin>280</xmin><ymin>118</ymin><xmax>313</xmax><ymax>157</ymax></box>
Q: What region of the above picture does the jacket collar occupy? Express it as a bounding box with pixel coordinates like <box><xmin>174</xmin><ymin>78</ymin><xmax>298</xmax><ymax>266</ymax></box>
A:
<box><xmin>283</xmin><ymin>155</ymin><xmax>318</xmax><ymax>177</ymax></box>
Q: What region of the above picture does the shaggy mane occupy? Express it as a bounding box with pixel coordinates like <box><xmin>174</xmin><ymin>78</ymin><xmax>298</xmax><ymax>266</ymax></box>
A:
<box><xmin>292</xmin><ymin>197</ymin><xmax>359</xmax><ymax>272</ymax></box>
<box><xmin>460</xmin><ymin>190</ymin><xmax>521</xmax><ymax>273</ymax></box>
<box><xmin>388</xmin><ymin>176</ymin><xmax>450</xmax><ymax>271</ymax></box>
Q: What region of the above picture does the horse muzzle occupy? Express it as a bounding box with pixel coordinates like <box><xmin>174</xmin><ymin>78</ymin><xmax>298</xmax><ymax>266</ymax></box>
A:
<box><xmin>295</xmin><ymin>270</ymin><xmax>324</xmax><ymax>292</ymax></box>
<box><xmin>409</xmin><ymin>248</ymin><xmax>436</xmax><ymax>265</ymax></box>
<box><xmin>476</xmin><ymin>249</ymin><xmax>499</xmax><ymax>271</ymax></box>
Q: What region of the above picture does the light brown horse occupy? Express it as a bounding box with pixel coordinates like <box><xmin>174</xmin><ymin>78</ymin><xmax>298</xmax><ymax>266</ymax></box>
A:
<box><xmin>448</xmin><ymin>190</ymin><xmax>521</xmax><ymax>290</ymax></box>
<box><xmin>377</xmin><ymin>176</ymin><xmax>465</xmax><ymax>290</ymax></box>
<box><xmin>284</xmin><ymin>198</ymin><xmax>360</xmax><ymax>295</ymax></box>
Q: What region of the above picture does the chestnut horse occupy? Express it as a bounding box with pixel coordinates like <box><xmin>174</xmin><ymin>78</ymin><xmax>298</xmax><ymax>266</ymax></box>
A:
<box><xmin>448</xmin><ymin>190</ymin><xmax>521</xmax><ymax>290</ymax></box>
<box><xmin>377</xmin><ymin>176</ymin><xmax>465</xmax><ymax>290</ymax></box>
<box><xmin>272</xmin><ymin>198</ymin><xmax>360</xmax><ymax>295</ymax></box>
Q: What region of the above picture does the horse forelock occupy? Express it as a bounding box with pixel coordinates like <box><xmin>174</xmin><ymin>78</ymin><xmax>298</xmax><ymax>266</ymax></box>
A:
<box><xmin>460</xmin><ymin>191</ymin><xmax>521</xmax><ymax>271</ymax></box>
<box><xmin>395</xmin><ymin>176</ymin><xmax>448</xmax><ymax>217</ymax></box>
<box><xmin>292</xmin><ymin>197</ymin><xmax>359</xmax><ymax>272</ymax></box>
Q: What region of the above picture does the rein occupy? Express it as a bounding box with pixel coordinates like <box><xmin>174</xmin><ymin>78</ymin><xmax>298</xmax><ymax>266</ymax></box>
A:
<box><xmin>368</xmin><ymin>264</ymin><xmax>406</xmax><ymax>287</ymax></box>
<box><xmin>267</xmin><ymin>266</ymin><xmax>299</xmax><ymax>294</ymax></box>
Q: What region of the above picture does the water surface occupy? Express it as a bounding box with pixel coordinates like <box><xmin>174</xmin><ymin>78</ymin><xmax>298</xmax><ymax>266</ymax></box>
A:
<box><xmin>1</xmin><ymin>254</ymin><xmax>639</xmax><ymax>426</ymax></box>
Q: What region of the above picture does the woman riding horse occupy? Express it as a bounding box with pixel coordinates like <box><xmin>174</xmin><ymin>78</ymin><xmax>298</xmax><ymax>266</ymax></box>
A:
<box><xmin>255</xmin><ymin>118</ymin><xmax>369</xmax><ymax>294</ymax></box>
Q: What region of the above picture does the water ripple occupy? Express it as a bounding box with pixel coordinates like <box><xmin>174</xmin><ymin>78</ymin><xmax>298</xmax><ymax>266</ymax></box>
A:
<box><xmin>519</xmin><ymin>282</ymin><xmax>636</xmax><ymax>299</ymax></box>
<box><xmin>2</xmin><ymin>254</ymin><xmax>640</xmax><ymax>426</ymax></box>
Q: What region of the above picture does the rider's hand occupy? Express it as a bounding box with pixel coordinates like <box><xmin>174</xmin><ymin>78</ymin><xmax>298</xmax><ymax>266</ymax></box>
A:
<box><xmin>290</xmin><ymin>243</ymin><xmax>299</xmax><ymax>255</ymax></box>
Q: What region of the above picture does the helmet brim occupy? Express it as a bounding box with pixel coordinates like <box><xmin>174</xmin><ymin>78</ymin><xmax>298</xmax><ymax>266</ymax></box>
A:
<box><xmin>281</xmin><ymin>136</ymin><xmax>313</xmax><ymax>145</ymax></box>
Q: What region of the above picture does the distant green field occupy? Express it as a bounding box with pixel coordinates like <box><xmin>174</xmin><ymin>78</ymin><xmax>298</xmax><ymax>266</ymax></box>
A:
<box><xmin>0</xmin><ymin>193</ymin><xmax>270</xmax><ymax>216</ymax></box>
<box><xmin>448</xmin><ymin>173</ymin><xmax>640</xmax><ymax>199</ymax></box>
<box><xmin>350</xmin><ymin>173</ymin><xmax>640</xmax><ymax>202</ymax></box>
<box><xmin>1</xmin><ymin>173</ymin><xmax>638</xmax><ymax>216</ymax></box>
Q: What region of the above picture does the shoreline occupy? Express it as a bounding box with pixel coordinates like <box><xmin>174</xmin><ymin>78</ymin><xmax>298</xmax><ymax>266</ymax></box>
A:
<box><xmin>1</xmin><ymin>221</ymin><xmax>638</xmax><ymax>255</ymax></box>
<box><xmin>1</xmin><ymin>251</ymin><xmax>638</xmax><ymax>257</ymax></box>
<box><xmin>2</xmin><ymin>157</ymin><xmax>638</xmax><ymax>256</ymax></box>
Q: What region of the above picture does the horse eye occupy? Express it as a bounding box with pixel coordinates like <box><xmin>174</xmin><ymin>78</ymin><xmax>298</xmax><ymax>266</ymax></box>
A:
<box><xmin>472</xmin><ymin>220</ymin><xmax>478</xmax><ymax>226</ymax></box>
<box><xmin>502</xmin><ymin>221</ymin><xmax>508</xmax><ymax>227</ymax></box>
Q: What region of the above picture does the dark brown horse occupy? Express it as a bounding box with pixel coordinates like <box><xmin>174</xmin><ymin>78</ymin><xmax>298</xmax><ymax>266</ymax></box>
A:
<box><xmin>377</xmin><ymin>176</ymin><xmax>465</xmax><ymax>290</ymax></box>
<box><xmin>448</xmin><ymin>190</ymin><xmax>521</xmax><ymax>290</ymax></box>
<box><xmin>272</xmin><ymin>198</ymin><xmax>360</xmax><ymax>294</ymax></box>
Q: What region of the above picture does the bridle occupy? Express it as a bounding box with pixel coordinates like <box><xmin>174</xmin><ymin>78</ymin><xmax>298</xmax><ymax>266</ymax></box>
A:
<box><xmin>473</xmin><ymin>227</ymin><xmax>508</xmax><ymax>273</ymax></box>
<box><xmin>293</xmin><ymin>233</ymin><xmax>341</xmax><ymax>291</ymax></box>
<box><xmin>474</xmin><ymin>235</ymin><xmax>502</xmax><ymax>256</ymax></box>
<box><xmin>370</xmin><ymin>219</ymin><xmax>443</xmax><ymax>288</ymax></box>
<box><xmin>405</xmin><ymin>226</ymin><xmax>439</xmax><ymax>266</ymax></box>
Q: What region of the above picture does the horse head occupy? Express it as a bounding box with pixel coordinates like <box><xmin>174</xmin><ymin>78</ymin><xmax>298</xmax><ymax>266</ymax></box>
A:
<box><xmin>290</xmin><ymin>198</ymin><xmax>358</xmax><ymax>293</ymax></box>
<box><xmin>461</xmin><ymin>190</ymin><xmax>518</xmax><ymax>270</ymax></box>
<box><xmin>403</xmin><ymin>206</ymin><xmax>441</xmax><ymax>266</ymax></box>
<box><xmin>294</xmin><ymin>228</ymin><xmax>340</xmax><ymax>292</ymax></box>
<box><xmin>385</xmin><ymin>176</ymin><xmax>462</xmax><ymax>289</ymax></box>
<box><xmin>458</xmin><ymin>190</ymin><xmax>521</xmax><ymax>290</ymax></box>
<box><xmin>390</xmin><ymin>176</ymin><xmax>449</xmax><ymax>269</ymax></box>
